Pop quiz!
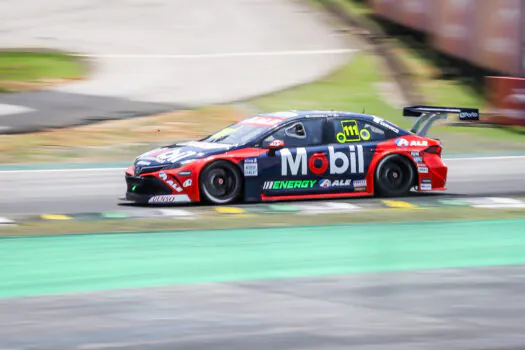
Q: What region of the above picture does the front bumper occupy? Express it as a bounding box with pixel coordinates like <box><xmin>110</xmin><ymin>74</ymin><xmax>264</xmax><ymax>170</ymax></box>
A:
<box><xmin>125</xmin><ymin>174</ymin><xmax>192</xmax><ymax>204</ymax></box>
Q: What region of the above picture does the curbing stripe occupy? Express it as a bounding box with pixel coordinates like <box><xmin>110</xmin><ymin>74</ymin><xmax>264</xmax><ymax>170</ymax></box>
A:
<box><xmin>382</xmin><ymin>200</ymin><xmax>419</xmax><ymax>209</ymax></box>
<box><xmin>2</xmin><ymin>196</ymin><xmax>525</xmax><ymax>226</ymax></box>
<box><xmin>215</xmin><ymin>207</ymin><xmax>246</xmax><ymax>214</ymax></box>
<box><xmin>0</xmin><ymin>217</ymin><xmax>15</xmax><ymax>225</ymax></box>
<box><xmin>297</xmin><ymin>202</ymin><xmax>361</xmax><ymax>214</ymax></box>
<box><xmin>101</xmin><ymin>212</ymin><xmax>131</xmax><ymax>219</ymax></box>
<box><xmin>158</xmin><ymin>209</ymin><xmax>196</xmax><ymax>218</ymax></box>
<box><xmin>40</xmin><ymin>214</ymin><xmax>72</xmax><ymax>221</ymax></box>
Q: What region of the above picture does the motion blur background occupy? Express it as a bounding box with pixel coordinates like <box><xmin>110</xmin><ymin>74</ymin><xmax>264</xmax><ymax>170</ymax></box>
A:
<box><xmin>1</xmin><ymin>1</ymin><xmax>525</xmax><ymax>349</ymax></box>
<box><xmin>368</xmin><ymin>0</ymin><xmax>525</xmax><ymax>126</ymax></box>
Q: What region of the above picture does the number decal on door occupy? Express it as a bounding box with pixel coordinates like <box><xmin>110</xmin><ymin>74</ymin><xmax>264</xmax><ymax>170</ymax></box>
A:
<box><xmin>336</xmin><ymin>120</ymin><xmax>371</xmax><ymax>143</ymax></box>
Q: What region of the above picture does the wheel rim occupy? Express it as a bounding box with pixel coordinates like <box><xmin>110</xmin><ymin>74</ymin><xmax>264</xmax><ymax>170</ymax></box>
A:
<box><xmin>379</xmin><ymin>161</ymin><xmax>407</xmax><ymax>191</ymax></box>
<box><xmin>203</xmin><ymin>166</ymin><xmax>238</xmax><ymax>201</ymax></box>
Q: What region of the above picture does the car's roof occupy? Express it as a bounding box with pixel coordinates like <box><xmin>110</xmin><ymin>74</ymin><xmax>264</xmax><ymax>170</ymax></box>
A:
<box><xmin>258</xmin><ymin>110</ymin><xmax>382</xmax><ymax>122</ymax></box>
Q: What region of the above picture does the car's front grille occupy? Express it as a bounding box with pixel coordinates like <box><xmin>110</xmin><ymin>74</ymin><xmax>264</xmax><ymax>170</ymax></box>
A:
<box><xmin>126</xmin><ymin>175</ymin><xmax>172</xmax><ymax>195</ymax></box>
<box><xmin>135</xmin><ymin>165</ymin><xmax>167</xmax><ymax>176</ymax></box>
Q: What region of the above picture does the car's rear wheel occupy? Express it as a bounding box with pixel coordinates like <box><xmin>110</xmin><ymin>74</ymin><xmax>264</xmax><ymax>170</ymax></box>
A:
<box><xmin>374</xmin><ymin>154</ymin><xmax>415</xmax><ymax>197</ymax></box>
<box><xmin>199</xmin><ymin>160</ymin><xmax>243</xmax><ymax>204</ymax></box>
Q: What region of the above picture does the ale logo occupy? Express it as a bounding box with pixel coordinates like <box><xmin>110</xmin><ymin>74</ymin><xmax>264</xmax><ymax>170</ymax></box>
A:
<box><xmin>395</xmin><ymin>138</ymin><xmax>428</xmax><ymax>147</ymax></box>
<box><xmin>281</xmin><ymin>145</ymin><xmax>364</xmax><ymax>176</ymax></box>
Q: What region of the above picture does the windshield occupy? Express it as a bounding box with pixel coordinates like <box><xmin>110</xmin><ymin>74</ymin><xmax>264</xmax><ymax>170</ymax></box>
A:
<box><xmin>201</xmin><ymin>116</ymin><xmax>283</xmax><ymax>145</ymax></box>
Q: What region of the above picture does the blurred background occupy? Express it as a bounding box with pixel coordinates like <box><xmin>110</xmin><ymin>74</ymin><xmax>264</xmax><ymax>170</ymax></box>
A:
<box><xmin>1</xmin><ymin>0</ymin><xmax>525</xmax><ymax>349</ymax></box>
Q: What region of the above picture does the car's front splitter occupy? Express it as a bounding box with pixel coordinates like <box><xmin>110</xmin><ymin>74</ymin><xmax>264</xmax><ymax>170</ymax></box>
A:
<box><xmin>125</xmin><ymin>192</ymin><xmax>192</xmax><ymax>204</ymax></box>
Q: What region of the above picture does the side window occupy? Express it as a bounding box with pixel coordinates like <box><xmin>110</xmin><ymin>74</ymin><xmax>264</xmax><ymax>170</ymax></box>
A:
<box><xmin>262</xmin><ymin>118</ymin><xmax>325</xmax><ymax>148</ymax></box>
<box><xmin>331</xmin><ymin>118</ymin><xmax>387</xmax><ymax>143</ymax></box>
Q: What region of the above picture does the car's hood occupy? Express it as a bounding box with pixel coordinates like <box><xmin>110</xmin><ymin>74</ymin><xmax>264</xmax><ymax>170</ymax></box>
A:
<box><xmin>133</xmin><ymin>141</ymin><xmax>233</xmax><ymax>174</ymax></box>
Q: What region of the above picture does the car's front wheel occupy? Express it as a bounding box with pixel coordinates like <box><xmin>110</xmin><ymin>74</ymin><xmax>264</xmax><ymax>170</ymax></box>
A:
<box><xmin>199</xmin><ymin>160</ymin><xmax>243</xmax><ymax>204</ymax></box>
<box><xmin>374</xmin><ymin>154</ymin><xmax>415</xmax><ymax>197</ymax></box>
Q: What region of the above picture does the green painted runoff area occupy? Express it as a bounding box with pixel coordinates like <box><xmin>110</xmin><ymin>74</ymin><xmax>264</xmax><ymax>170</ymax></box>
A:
<box><xmin>2</xmin><ymin>219</ymin><xmax>525</xmax><ymax>298</ymax></box>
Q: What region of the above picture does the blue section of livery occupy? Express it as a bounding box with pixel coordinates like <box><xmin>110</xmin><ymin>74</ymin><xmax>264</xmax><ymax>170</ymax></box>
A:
<box><xmin>243</xmin><ymin>144</ymin><xmax>373</xmax><ymax>201</ymax></box>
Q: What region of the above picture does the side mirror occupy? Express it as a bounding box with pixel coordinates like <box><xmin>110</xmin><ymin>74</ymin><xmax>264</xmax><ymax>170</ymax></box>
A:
<box><xmin>267</xmin><ymin>139</ymin><xmax>284</xmax><ymax>156</ymax></box>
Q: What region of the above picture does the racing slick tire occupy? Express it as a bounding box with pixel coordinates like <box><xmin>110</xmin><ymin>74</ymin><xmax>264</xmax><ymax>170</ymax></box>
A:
<box><xmin>199</xmin><ymin>160</ymin><xmax>243</xmax><ymax>204</ymax></box>
<box><xmin>374</xmin><ymin>154</ymin><xmax>415</xmax><ymax>197</ymax></box>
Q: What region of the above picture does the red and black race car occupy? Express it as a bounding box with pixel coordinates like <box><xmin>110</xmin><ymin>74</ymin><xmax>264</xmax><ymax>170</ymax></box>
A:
<box><xmin>125</xmin><ymin>106</ymin><xmax>479</xmax><ymax>205</ymax></box>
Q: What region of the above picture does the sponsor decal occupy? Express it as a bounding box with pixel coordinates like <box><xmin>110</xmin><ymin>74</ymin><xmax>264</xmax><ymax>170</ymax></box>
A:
<box><xmin>158</xmin><ymin>172</ymin><xmax>183</xmax><ymax>193</ymax></box>
<box><xmin>372</xmin><ymin>116</ymin><xmax>400</xmax><ymax>134</ymax></box>
<box><xmin>418</xmin><ymin>166</ymin><xmax>429</xmax><ymax>173</ymax></box>
<box><xmin>263</xmin><ymin>180</ymin><xmax>317</xmax><ymax>190</ymax></box>
<box><xmin>244</xmin><ymin>158</ymin><xmax>258</xmax><ymax>176</ymax></box>
<box><xmin>281</xmin><ymin>145</ymin><xmax>364</xmax><ymax>176</ymax></box>
<box><xmin>459</xmin><ymin>111</ymin><xmax>479</xmax><ymax>120</ymax></box>
<box><xmin>179</xmin><ymin>141</ymin><xmax>230</xmax><ymax>149</ymax></box>
<box><xmin>136</xmin><ymin>160</ymin><xmax>151</xmax><ymax>166</ymax></box>
<box><xmin>241</xmin><ymin>116</ymin><xmax>282</xmax><ymax>127</ymax></box>
<box><xmin>420</xmin><ymin>178</ymin><xmax>432</xmax><ymax>191</ymax></box>
<box><xmin>395</xmin><ymin>139</ymin><xmax>409</xmax><ymax>147</ymax></box>
<box><xmin>353</xmin><ymin>180</ymin><xmax>367</xmax><ymax>187</ymax></box>
<box><xmin>183</xmin><ymin>179</ymin><xmax>192</xmax><ymax>188</ymax></box>
<box><xmin>395</xmin><ymin>139</ymin><xmax>428</xmax><ymax>147</ymax></box>
<box><xmin>139</xmin><ymin>147</ymin><xmax>171</xmax><ymax>159</ymax></box>
<box><xmin>413</xmin><ymin>156</ymin><xmax>423</xmax><ymax>163</ymax></box>
<box><xmin>411</xmin><ymin>140</ymin><xmax>428</xmax><ymax>147</ymax></box>
<box><xmin>178</xmin><ymin>171</ymin><xmax>192</xmax><ymax>176</ymax></box>
<box><xmin>156</xmin><ymin>149</ymin><xmax>197</xmax><ymax>164</ymax></box>
<box><xmin>319</xmin><ymin>179</ymin><xmax>331</xmax><ymax>188</ymax></box>
<box><xmin>319</xmin><ymin>179</ymin><xmax>352</xmax><ymax>188</ymax></box>
<box><xmin>148</xmin><ymin>194</ymin><xmax>191</xmax><ymax>204</ymax></box>
<box><xmin>410</xmin><ymin>152</ymin><xmax>420</xmax><ymax>156</ymax></box>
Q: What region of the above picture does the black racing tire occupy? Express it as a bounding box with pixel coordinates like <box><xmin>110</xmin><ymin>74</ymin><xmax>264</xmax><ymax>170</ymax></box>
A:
<box><xmin>199</xmin><ymin>160</ymin><xmax>243</xmax><ymax>204</ymax></box>
<box><xmin>374</xmin><ymin>154</ymin><xmax>415</xmax><ymax>197</ymax></box>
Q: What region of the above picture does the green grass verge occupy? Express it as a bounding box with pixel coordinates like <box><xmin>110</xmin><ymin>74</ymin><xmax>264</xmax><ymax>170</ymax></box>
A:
<box><xmin>0</xmin><ymin>51</ymin><xmax>84</xmax><ymax>92</ymax></box>
<box><xmin>253</xmin><ymin>53</ymin><xmax>401</xmax><ymax>124</ymax></box>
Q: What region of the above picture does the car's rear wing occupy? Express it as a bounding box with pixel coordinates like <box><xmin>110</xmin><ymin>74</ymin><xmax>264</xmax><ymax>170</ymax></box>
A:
<box><xmin>403</xmin><ymin>105</ymin><xmax>479</xmax><ymax>136</ymax></box>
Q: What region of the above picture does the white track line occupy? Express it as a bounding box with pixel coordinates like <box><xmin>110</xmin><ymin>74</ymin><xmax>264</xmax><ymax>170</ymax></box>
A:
<box><xmin>445</xmin><ymin>156</ymin><xmax>525</xmax><ymax>161</ymax></box>
<box><xmin>72</xmin><ymin>49</ymin><xmax>358</xmax><ymax>59</ymax></box>
<box><xmin>0</xmin><ymin>104</ymin><xmax>35</xmax><ymax>117</ymax></box>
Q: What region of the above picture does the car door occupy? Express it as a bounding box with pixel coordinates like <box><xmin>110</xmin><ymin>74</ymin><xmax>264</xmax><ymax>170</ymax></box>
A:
<box><xmin>324</xmin><ymin>116</ymin><xmax>391</xmax><ymax>192</ymax></box>
<box><xmin>256</xmin><ymin>117</ymin><xmax>329</xmax><ymax>197</ymax></box>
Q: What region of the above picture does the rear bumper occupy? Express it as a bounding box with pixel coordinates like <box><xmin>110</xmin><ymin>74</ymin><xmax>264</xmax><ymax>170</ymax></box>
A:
<box><xmin>417</xmin><ymin>157</ymin><xmax>447</xmax><ymax>192</ymax></box>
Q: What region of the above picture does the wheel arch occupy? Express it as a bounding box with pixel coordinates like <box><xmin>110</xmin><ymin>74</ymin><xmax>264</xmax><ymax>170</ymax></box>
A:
<box><xmin>372</xmin><ymin>152</ymin><xmax>418</xmax><ymax>193</ymax></box>
<box><xmin>197</xmin><ymin>158</ymin><xmax>245</xmax><ymax>203</ymax></box>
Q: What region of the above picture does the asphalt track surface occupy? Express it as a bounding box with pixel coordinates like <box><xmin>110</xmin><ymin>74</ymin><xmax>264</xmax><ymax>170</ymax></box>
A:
<box><xmin>0</xmin><ymin>0</ymin><xmax>352</xmax><ymax>133</ymax></box>
<box><xmin>1</xmin><ymin>155</ymin><xmax>525</xmax><ymax>215</ymax></box>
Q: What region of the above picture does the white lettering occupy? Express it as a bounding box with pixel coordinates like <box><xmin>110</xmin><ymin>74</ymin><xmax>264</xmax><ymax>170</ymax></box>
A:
<box><xmin>281</xmin><ymin>146</ymin><xmax>365</xmax><ymax>176</ymax></box>
<box><xmin>349</xmin><ymin>145</ymin><xmax>356</xmax><ymax>174</ymax></box>
<box><xmin>281</xmin><ymin>148</ymin><xmax>307</xmax><ymax>176</ymax></box>
<box><xmin>329</xmin><ymin>146</ymin><xmax>349</xmax><ymax>175</ymax></box>
<box><xmin>410</xmin><ymin>140</ymin><xmax>428</xmax><ymax>147</ymax></box>
<box><xmin>357</xmin><ymin>145</ymin><xmax>364</xmax><ymax>173</ymax></box>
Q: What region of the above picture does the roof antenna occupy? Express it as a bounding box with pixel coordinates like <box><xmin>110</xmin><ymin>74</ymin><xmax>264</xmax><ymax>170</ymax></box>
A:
<box><xmin>362</xmin><ymin>107</ymin><xmax>366</xmax><ymax>114</ymax></box>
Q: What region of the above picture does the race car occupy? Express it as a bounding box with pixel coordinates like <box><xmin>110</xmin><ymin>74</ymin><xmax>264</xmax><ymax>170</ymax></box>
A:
<box><xmin>124</xmin><ymin>106</ymin><xmax>479</xmax><ymax>205</ymax></box>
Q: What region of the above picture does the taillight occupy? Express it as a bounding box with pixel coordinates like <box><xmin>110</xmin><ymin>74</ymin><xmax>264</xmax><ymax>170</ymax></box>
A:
<box><xmin>424</xmin><ymin>145</ymin><xmax>442</xmax><ymax>156</ymax></box>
